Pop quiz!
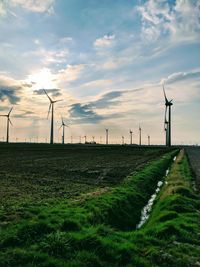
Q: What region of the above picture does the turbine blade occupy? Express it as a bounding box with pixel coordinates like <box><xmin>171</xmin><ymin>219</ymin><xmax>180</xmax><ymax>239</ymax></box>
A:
<box><xmin>43</xmin><ymin>89</ymin><xmax>52</xmax><ymax>102</ymax></box>
<box><xmin>59</xmin><ymin>125</ymin><xmax>62</xmax><ymax>130</ymax></box>
<box><xmin>164</xmin><ymin>106</ymin><xmax>167</xmax><ymax>130</ymax></box>
<box><xmin>61</xmin><ymin>116</ymin><xmax>64</xmax><ymax>124</ymax></box>
<box><xmin>8</xmin><ymin>107</ymin><xmax>13</xmax><ymax>116</ymax></box>
<box><xmin>0</xmin><ymin>115</ymin><xmax>7</xmax><ymax>117</ymax></box>
<box><xmin>9</xmin><ymin>118</ymin><xmax>13</xmax><ymax>126</ymax></box>
<box><xmin>47</xmin><ymin>103</ymin><xmax>52</xmax><ymax>119</ymax></box>
<box><xmin>162</xmin><ymin>84</ymin><xmax>168</xmax><ymax>103</ymax></box>
<box><xmin>54</xmin><ymin>99</ymin><xmax>63</xmax><ymax>103</ymax></box>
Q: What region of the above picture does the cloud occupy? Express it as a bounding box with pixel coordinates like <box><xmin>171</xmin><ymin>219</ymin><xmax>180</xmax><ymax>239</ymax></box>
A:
<box><xmin>33</xmin><ymin>88</ymin><xmax>61</xmax><ymax>97</ymax></box>
<box><xmin>94</xmin><ymin>34</ymin><xmax>115</xmax><ymax>47</ymax></box>
<box><xmin>67</xmin><ymin>67</ymin><xmax>200</xmax><ymax>128</ymax></box>
<box><xmin>82</xmin><ymin>79</ymin><xmax>113</xmax><ymax>89</ymax></box>
<box><xmin>57</xmin><ymin>64</ymin><xmax>86</xmax><ymax>84</ymax></box>
<box><xmin>0</xmin><ymin>1</ymin><xmax>7</xmax><ymax>16</ymax></box>
<box><xmin>163</xmin><ymin>69</ymin><xmax>200</xmax><ymax>85</ymax></box>
<box><xmin>23</xmin><ymin>48</ymin><xmax>69</xmax><ymax>66</ymax></box>
<box><xmin>0</xmin><ymin>86</ymin><xmax>21</xmax><ymax>104</ymax></box>
<box><xmin>0</xmin><ymin>74</ymin><xmax>23</xmax><ymax>104</ymax></box>
<box><xmin>90</xmin><ymin>91</ymin><xmax>124</xmax><ymax>109</ymax></box>
<box><xmin>69</xmin><ymin>103</ymin><xmax>103</xmax><ymax>124</ymax></box>
<box><xmin>137</xmin><ymin>0</ymin><xmax>200</xmax><ymax>43</ymax></box>
<box><xmin>59</xmin><ymin>36</ymin><xmax>73</xmax><ymax>44</ymax></box>
<box><xmin>10</xmin><ymin>0</ymin><xmax>55</xmax><ymax>13</ymax></box>
<box><xmin>13</xmin><ymin>110</ymin><xmax>35</xmax><ymax>118</ymax></box>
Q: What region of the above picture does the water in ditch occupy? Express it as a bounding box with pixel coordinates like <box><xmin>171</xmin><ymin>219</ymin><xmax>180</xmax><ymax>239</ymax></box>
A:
<box><xmin>136</xmin><ymin>156</ymin><xmax>177</xmax><ymax>229</ymax></box>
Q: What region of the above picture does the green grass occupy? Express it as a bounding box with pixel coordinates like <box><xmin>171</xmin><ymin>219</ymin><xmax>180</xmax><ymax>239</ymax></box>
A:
<box><xmin>0</xmin><ymin>146</ymin><xmax>179</xmax><ymax>266</ymax></box>
<box><xmin>136</xmin><ymin>150</ymin><xmax>200</xmax><ymax>266</ymax></box>
<box><xmin>1</xmin><ymin>145</ymin><xmax>199</xmax><ymax>267</ymax></box>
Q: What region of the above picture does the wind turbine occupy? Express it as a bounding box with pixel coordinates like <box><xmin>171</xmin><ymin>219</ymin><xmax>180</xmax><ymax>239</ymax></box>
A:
<box><xmin>105</xmin><ymin>128</ymin><xmax>109</xmax><ymax>145</ymax></box>
<box><xmin>148</xmin><ymin>135</ymin><xmax>150</xmax><ymax>146</ymax></box>
<box><xmin>0</xmin><ymin>107</ymin><xmax>13</xmax><ymax>143</ymax></box>
<box><xmin>139</xmin><ymin>125</ymin><xmax>142</xmax><ymax>146</ymax></box>
<box><xmin>163</xmin><ymin>85</ymin><xmax>173</xmax><ymax>147</ymax></box>
<box><xmin>129</xmin><ymin>129</ymin><xmax>133</xmax><ymax>145</ymax></box>
<box><xmin>43</xmin><ymin>89</ymin><xmax>62</xmax><ymax>144</ymax></box>
<box><xmin>122</xmin><ymin>135</ymin><xmax>124</xmax><ymax>145</ymax></box>
<box><xmin>59</xmin><ymin>117</ymin><xmax>68</xmax><ymax>145</ymax></box>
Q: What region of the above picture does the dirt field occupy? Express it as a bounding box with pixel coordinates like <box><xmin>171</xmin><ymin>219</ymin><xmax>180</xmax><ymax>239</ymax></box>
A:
<box><xmin>0</xmin><ymin>143</ymin><xmax>169</xmax><ymax>205</ymax></box>
<box><xmin>186</xmin><ymin>147</ymin><xmax>200</xmax><ymax>191</ymax></box>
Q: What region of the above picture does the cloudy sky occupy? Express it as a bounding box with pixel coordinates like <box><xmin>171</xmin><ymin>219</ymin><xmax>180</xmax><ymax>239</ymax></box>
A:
<box><xmin>0</xmin><ymin>0</ymin><xmax>200</xmax><ymax>144</ymax></box>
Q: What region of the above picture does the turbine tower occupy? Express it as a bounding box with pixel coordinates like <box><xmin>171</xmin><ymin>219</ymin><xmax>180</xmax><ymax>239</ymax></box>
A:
<box><xmin>59</xmin><ymin>117</ymin><xmax>68</xmax><ymax>145</ymax></box>
<box><xmin>148</xmin><ymin>135</ymin><xmax>150</xmax><ymax>146</ymax></box>
<box><xmin>163</xmin><ymin>85</ymin><xmax>173</xmax><ymax>147</ymax></box>
<box><xmin>129</xmin><ymin>129</ymin><xmax>133</xmax><ymax>145</ymax></box>
<box><xmin>84</xmin><ymin>135</ymin><xmax>87</xmax><ymax>143</ymax></box>
<box><xmin>105</xmin><ymin>128</ymin><xmax>109</xmax><ymax>145</ymax></box>
<box><xmin>122</xmin><ymin>135</ymin><xmax>124</xmax><ymax>145</ymax></box>
<box><xmin>139</xmin><ymin>125</ymin><xmax>142</xmax><ymax>146</ymax></box>
<box><xmin>43</xmin><ymin>89</ymin><xmax>62</xmax><ymax>144</ymax></box>
<box><xmin>0</xmin><ymin>107</ymin><xmax>13</xmax><ymax>143</ymax></box>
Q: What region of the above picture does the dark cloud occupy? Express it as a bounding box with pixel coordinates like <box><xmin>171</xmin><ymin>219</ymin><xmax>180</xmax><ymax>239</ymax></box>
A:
<box><xmin>0</xmin><ymin>86</ymin><xmax>21</xmax><ymax>104</ymax></box>
<box><xmin>33</xmin><ymin>88</ymin><xmax>61</xmax><ymax>97</ymax></box>
<box><xmin>68</xmin><ymin>88</ymin><xmax>144</xmax><ymax>124</ymax></box>
<box><xmin>91</xmin><ymin>91</ymin><xmax>123</xmax><ymax>109</ymax></box>
<box><xmin>69</xmin><ymin>103</ymin><xmax>103</xmax><ymax>124</ymax></box>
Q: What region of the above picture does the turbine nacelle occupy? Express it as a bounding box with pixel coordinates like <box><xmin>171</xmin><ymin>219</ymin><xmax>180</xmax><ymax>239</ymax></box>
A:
<box><xmin>163</xmin><ymin>85</ymin><xmax>173</xmax><ymax>106</ymax></box>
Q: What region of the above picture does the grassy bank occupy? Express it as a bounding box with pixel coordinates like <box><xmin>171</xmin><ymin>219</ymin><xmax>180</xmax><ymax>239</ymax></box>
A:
<box><xmin>0</xmin><ymin>150</ymin><xmax>178</xmax><ymax>266</ymax></box>
<box><xmin>136</xmin><ymin>149</ymin><xmax>200</xmax><ymax>266</ymax></box>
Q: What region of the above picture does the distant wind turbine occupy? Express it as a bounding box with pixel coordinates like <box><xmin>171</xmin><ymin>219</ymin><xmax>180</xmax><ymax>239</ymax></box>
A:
<box><xmin>105</xmin><ymin>128</ymin><xmax>109</xmax><ymax>145</ymax></box>
<box><xmin>122</xmin><ymin>135</ymin><xmax>124</xmax><ymax>145</ymax></box>
<box><xmin>139</xmin><ymin>125</ymin><xmax>142</xmax><ymax>146</ymax></box>
<box><xmin>163</xmin><ymin>85</ymin><xmax>173</xmax><ymax>147</ymax></box>
<box><xmin>43</xmin><ymin>89</ymin><xmax>62</xmax><ymax>144</ymax></box>
<box><xmin>148</xmin><ymin>135</ymin><xmax>150</xmax><ymax>146</ymax></box>
<box><xmin>129</xmin><ymin>129</ymin><xmax>133</xmax><ymax>145</ymax></box>
<box><xmin>0</xmin><ymin>107</ymin><xmax>13</xmax><ymax>143</ymax></box>
<box><xmin>59</xmin><ymin>117</ymin><xmax>68</xmax><ymax>145</ymax></box>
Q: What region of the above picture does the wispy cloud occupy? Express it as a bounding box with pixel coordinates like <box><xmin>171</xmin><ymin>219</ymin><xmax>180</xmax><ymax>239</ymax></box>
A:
<box><xmin>137</xmin><ymin>0</ymin><xmax>200</xmax><ymax>43</ymax></box>
<box><xmin>94</xmin><ymin>34</ymin><xmax>115</xmax><ymax>48</ymax></box>
<box><xmin>0</xmin><ymin>0</ymin><xmax>56</xmax><ymax>16</ymax></box>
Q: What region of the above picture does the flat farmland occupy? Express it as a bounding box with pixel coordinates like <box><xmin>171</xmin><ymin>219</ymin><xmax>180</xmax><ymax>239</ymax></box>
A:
<box><xmin>0</xmin><ymin>143</ymin><xmax>168</xmax><ymax>205</ymax></box>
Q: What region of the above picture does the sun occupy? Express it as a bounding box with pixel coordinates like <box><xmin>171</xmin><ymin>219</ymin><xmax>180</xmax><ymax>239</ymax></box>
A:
<box><xmin>27</xmin><ymin>68</ymin><xmax>57</xmax><ymax>89</ymax></box>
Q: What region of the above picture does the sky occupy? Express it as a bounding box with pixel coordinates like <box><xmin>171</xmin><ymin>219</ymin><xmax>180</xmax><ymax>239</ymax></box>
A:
<box><xmin>0</xmin><ymin>0</ymin><xmax>200</xmax><ymax>145</ymax></box>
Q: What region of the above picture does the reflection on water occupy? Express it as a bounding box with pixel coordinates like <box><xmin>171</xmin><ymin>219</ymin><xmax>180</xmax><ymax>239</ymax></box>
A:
<box><xmin>136</xmin><ymin>168</ymin><xmax>170</xmax><ymax>229</ymax></box>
